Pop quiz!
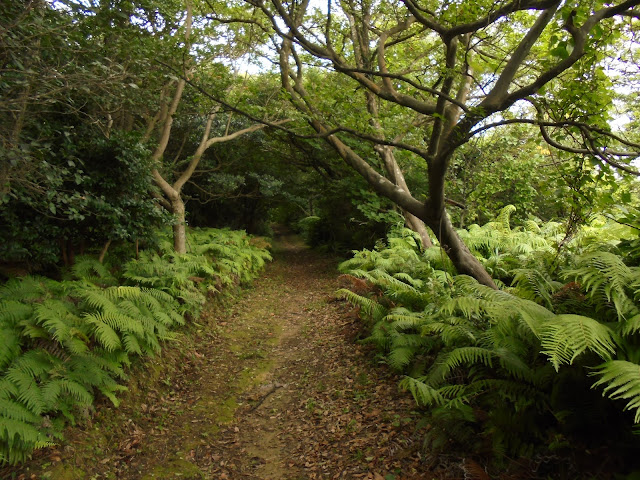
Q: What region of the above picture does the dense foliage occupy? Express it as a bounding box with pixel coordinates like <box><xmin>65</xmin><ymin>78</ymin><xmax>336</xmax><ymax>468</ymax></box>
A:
<box><xmin>0</xmin><ymin>228</ymin><xmax>270</xmax><ymax>465</ymax></box>
<box><xmin>339</xmin><ymin>207</ymin><xmax>640</xmax><ymax>475</ymax></box>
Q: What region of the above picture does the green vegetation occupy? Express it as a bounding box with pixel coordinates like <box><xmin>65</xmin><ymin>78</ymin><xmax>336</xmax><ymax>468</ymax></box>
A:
<box><xmin>0</xmin><ymin>228</ymin><xmax>270</xmax><ymax>465</ymax></box>
<box><xmin>3</xmin><ymin>0</ymin><xmax>640</xmax><ymax>475</ymax></box>
<box><xmin>338</xmin><ymin>208</ymin><xmax>640</xmax><ymax>473</ymax></box>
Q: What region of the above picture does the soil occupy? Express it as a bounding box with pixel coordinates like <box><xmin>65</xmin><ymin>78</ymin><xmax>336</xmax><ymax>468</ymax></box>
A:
<box><xmin>5</xmin><ymin>232</ymin><xmax>453</xmax><ymax>480</ymax></box>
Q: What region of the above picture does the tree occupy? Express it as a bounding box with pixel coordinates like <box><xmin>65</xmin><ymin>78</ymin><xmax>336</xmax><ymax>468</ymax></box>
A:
<box><xmin>243</xmin><ymin>0</ymin><xmax>640</xmax><ymax>287</ymax></box>
<box><xmin>128</xmin><ymin>2</ymin><xmax>290</xmax><ymax>253</ymax></box>
<box><xmin>0</xmin><ymin>0</ymin><xmax>171</xmax><ymax>267</ymax></box>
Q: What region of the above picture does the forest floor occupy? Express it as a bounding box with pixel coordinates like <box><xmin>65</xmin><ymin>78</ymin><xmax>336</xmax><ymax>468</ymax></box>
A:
<box><xmin>6</xmin><ymin>231</ymin><xmax>456</xmax><ymax>480</ymax></box>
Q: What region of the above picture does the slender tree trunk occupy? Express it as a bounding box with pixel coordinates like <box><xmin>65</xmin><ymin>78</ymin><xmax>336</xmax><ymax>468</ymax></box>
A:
<box><xmin>60</xmin><ymin>239</ymin><xmax>69</xmax><ymax>267</ymax></box>
<box><xmin>377</xmin><ymin>145</ymin><xmax>433</xmax><ymax>248</ymax></box>
<box><xmin>405</xmin><ymin>213</ymin><xmax>433</xmax><ymax>249</ymax></box>
<box><xmin>0</xmin><ymin>162</ymin><xmax>8</xmax><ymax>199</ymax></box>
<box><xmin>171</xmin><ymin>197</ymin><xmax>187</xmax><ymax>254</ymax></box>
<box><xmin>98</xmin><ymin>239</ymin><xmax>112</xmax><ymax>264</ymax></box>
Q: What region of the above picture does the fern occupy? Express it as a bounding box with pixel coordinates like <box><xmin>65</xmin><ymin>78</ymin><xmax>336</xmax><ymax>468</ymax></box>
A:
<box><xmin>540</xmin><ymin>314</ymin><xmax>617</xmax><ymax>370</ymax></box>
<box><xmin>338</xmin><ymin>215</ymin><xmax>640</xmax><ymax>465</ymax></box>
<box><xmin>336</xmin><ymin>288</ymin><xmax>387</xmax><ymax>323</ymax></box>
<box><xmin>69</xmin><ymin>256</ymin><xmax>116</xmax><ymax>286</ymax></box>
<box><xmin>0</xmin><ymin>227</ymin><xmax>272</xmax><ymax>465</ymax></box>
<box><xmin>564</xmin><ymin>252</ymin><xmax>639</xmax><ymax>321</ymax></box>
<box><xmin>592</xmin><ymin>361</ymin><xmax>640</xmax><ymax>422</ymax></box>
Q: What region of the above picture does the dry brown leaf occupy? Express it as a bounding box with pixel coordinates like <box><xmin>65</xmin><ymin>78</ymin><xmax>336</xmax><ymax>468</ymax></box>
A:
<box><xmin>462</xmin><ymin>458</ymin><xmax>491</xmax><ymax>480</ymax></box>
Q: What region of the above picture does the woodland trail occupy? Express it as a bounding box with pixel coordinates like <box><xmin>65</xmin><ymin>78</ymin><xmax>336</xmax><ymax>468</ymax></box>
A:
<box><xmin>10</xmin><ymin>232</ymin><xmax>438</xmax><ymax>480</ymax></box>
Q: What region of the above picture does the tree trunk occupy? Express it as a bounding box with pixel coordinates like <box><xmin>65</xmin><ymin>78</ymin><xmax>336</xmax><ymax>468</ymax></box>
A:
<box><xmin>425</xmin><ymin>209</ymin><xmax>496</xmax><ymax>288</ymax></box>
<box><xmin>405</xmin><ymin>212</ymin><xmax>433</xmax><ymax>250</ymax></box>
<box><xmin>172</xmin><ymin>197</ymin><xmax>187</xmax><ymax>254</ymax></box>
<box><xmin>377</xmin><ymin>145</ymin><xmax>433</xmax><ymax>248</ymax></box>
<box><xmin>98</xmin><ymin>239</ymin><xmax>112</xmax><ymax>264</ymax></box>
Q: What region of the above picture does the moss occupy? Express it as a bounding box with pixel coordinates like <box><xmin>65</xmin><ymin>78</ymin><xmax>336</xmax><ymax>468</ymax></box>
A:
<box><xmin>44</xmin><ymin>464</ymin><xmax>87</xmax><ymax>480</ymax></box>
<box><xmin>140</xmin><ymin>457</ymin><xmax>204</xmax><ymax>480</ymax></box>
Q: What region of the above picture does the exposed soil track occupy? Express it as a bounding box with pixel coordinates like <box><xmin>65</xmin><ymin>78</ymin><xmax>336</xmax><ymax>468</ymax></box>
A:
<box><xmin>9</xmin><ymin>232</ymin><xmax>439</xmax><ymax>480</ymax></box>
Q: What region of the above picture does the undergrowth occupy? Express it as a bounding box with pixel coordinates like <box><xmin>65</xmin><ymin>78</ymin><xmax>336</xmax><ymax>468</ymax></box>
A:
<box><xmin>338</xmin><ymin>207</ymin><xmax>640</xmax><ymax>477</ymax></box>
<box><xmin>0</xmin><ymin>228</ymin><xmax>271</xmax><ymax>465</ymax></box>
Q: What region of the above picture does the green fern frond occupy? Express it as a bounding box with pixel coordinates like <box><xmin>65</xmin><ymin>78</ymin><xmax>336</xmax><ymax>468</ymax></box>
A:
<box><xmin>5</xmin><ymin>352</ymin><xmax>53</xmax><ymax>415</ymax></box>
<box><xmin>399</xmin><ymin>376</ymin><xmax>445</xmax><ymax>406</ymax></box>
<box><xmin>564</xmin><ymin>252</ymin><xmax>636</xmax><ymax>319</ymax></box>
<box><xmin>0</xmin><ymin>399</ymin><xmax>41</xmax><ymax>424</ymax></box>
<box><xmin>336</xmin><ymin>288</ymin><xmax>387</xmax><ymax>322</ymax></box>
<box><xmin>0</xmin><ymin>416</ymin><xmax>54</xmax><ymax>465</ymax></box>
<box><xmin>541</xmin><ymin>314</ymin><xmax>617</xmax><ymax>370</ymax></box>
<box><xmin>122</xmin><ymin>333</ymin><xmax>142</xmax><ymax>355</ymax></box>
<box><xmin>97</xmin><ymin>384</ymin><xmax>128</xmax><ymax>407</ymax></box>
<box><xmin>83</xmin><ymin>315</ymin><xmax>122</xmax><ymax>351</ymax></box>
<box><xmin>0</xmin><ymin>301</ymin><xmax>34</xmax><ymax>325</ymax></box>
<box><xmin>468</xmin><ymin>378</ymin><xmax>543</xmax><ymax>404</ymax></box>
<box><xmin>0</xmin><ymin>327</ymin><xmax>22</xmax><ymax>370</ymax></box>
<box><xmin>442</xmin><ymin>296</ymin><xmax>485</xmax><ymax>318</ymax></box>
<box><xmin>84</xmin><ymin>312</ymin><xmax>144</xmax><ymax>336</ymax></box>
<box><xmin>77</xmin><ymin>286</ymin><xmax>118</xmax><ymax>313</ymax></box>
<box><xmin>439</xmin><ymin>346</ymin><xmax>494</xmax><ymax>374</ymax></box>
<box><xmin>592</xmin><ymin>360</ymin><xmax>640</xmax><ymax>423</ymax></box>
<box><xmin>496</xmin><ymin>205</ymin><xmax>516</xmax><ymax>231</ymax></box>
<box><xmin>621</xmin><ymin>314</ymin><xmax>640</xmax><ymax>337</ymax></box>
<box><xmin>387</xmin><ymin>347</ymin><xmax>415</xmax><ymax>370</ymax></box>
<box><xmin>140</xmin><ymin>287</ymin><xmax>176</xmax><ymax>305</ymax></box>
<box><xmin>512</xmin><ymin>268</ymin><xmax>558</xmax><ymax>308</ymax></box>
<box><xmin>41</xmin><ymin>379</ymin><xmax>93</xmax><ymax>407</ymax></box>
<box><xmin>34</xmin><ymin>300</ymin><xmax>79</xmax><ymax>343</ymax></box>
<box><xmin>423</xmin><ymin>319</ymin><xmax>477</xmax><ymax>345</ymax></box>
<box><xmin>70</xmin><ymin>257</ymin><xmax>115</xmax><ymax>285</ymax></box>
<box><xmin>103</xmin><ymin>286</ymin><xmax>144</xmax><ymax>301</ymax></box>
<box><xmin>0</xmin><ymin>277</ymin><xmax>50</xmax><ymax>303</ymax></box>
<box><xmin>385</xmin><ymin>311</ymin><xmax>429</xmax><ymax>330</ymax></box>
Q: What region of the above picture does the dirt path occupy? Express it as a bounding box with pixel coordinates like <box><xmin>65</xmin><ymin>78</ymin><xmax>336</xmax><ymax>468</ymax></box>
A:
<box><xmin>10</xmin><ymin>233</ymin><xmax>437</xmax><ymax>480</ymax></box>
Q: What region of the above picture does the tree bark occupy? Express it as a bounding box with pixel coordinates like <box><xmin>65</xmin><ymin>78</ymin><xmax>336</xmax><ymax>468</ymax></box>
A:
<box><xmin>405</xmin><ymin>213</ymin><xmax>433</xmax><ymax>250</ymax></box>
<box><xmin>377</xmin><ymin>144</ymin><xmax>433</xmax><ymax>248</ymax></box>
<box><xmin>98</xmin><ymin>239</ymin><xmax>112</xmax><ymax>263</ymax></box>
<box><xmin>344</xmin><ymin>6</ymin><xmax>433</xmax><ymax>249</ymax></box>
<box><xmin>171</xmin><ymin>197</ymin><xmax>187</xmax><ymax>254</ymax></box>
<box><xmin>424</xmin><ymin>208</ymin><xmax>496</xmax><ymax>288</ymax></box>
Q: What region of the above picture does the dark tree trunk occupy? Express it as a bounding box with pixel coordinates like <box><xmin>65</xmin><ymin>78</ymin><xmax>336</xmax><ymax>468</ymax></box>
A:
<box><xmin>424</xmin><ymin>209</ymin><xmax>496</xmax><ymax>288</ymax></box>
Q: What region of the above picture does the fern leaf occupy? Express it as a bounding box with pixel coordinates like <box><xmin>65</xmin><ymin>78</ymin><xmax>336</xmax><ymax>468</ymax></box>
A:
<box><xmin>336</xmin><ymin>288</ymin><xmax>387</xmax><ymax>322</ymax></box>
<box><xmin>0</xmin><ymin>301</ymin><xmax>34</xmax><ymax>324</ymax></box>
<box><xmin>592</xmin><ymin>360</ymin><xmax>640</xmax><ymax>423</ymax></box>
<box><xmin>83</xmin><ymin>315</ymin><xmax>122</xmax><ymax>351</ymax></box>
<box><xmin>387</xmin><ymin>347</ymin><xmax>415</xmax><ymax>370</ymax></box>
<box><xmin>0</xmin><ymin>327</ymin><xmax>22</xmax><ymax>370</ymax></box>
<box><xmin>541</xmin><ymin>314</ymin><xmax>617</xmax><ymax>370</ymax></box>
<box><xmin>34</xmin><ymin>300</ymin><xmax>78</xmax><ymax>343</ymax></box>
<box><xmin>70</xmin><ymin>256</ymin><xmax>115</xmax><ymax>284</ymax></box>
<box><xmin>440</xmin><ymin>346</ymin><xmax>494</xmax><ymax>373</ymax></box>
<box><xmin>0</xmin><ymin>399</ymin><xmax>41</xmax><ymax>424</ymax></box>
<box><xmin>399</xmin><ymin>376</ymin><xmax>445</xmax><ymax>407</ymax></box>
<box><xmin>41</xmin><ymin>379</ymin><xmax>93</xmax><ymax>407</ymax></box>
<box><xmin>0</xmin><ymin>416</ymin><xmax>54</xmax><ymax>464</ymax></box>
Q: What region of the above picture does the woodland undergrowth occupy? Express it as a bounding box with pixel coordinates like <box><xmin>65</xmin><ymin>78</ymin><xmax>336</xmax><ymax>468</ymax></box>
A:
<box><xmin>0</xmin><ymin>228</ymin><xmax>271</xmax><ymax>465</ymax></box>
<box><xmin>339</xmin><ymin>206</ymin><xmax>640</xmax><ymax>477</ymax></box>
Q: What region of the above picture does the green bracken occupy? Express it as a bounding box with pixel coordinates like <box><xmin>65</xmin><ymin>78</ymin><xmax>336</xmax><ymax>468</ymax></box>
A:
<box><xmin>0</xmin><ymin>228</ymin><xmax>271</xmax><ymax>465</ymax></box>
<box><xmin>339</xmin><ymin>206</ymin><xmax>640</xmax><ymax>469</ymax></box>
